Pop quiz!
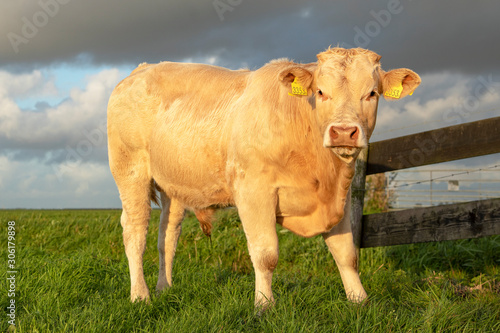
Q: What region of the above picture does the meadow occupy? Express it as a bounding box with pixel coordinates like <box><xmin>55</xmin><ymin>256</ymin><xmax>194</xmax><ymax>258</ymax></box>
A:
<box><xmin>1</xmin><ymin>209</ymin><xmax>499</xmax><ymax>332</ymax></box>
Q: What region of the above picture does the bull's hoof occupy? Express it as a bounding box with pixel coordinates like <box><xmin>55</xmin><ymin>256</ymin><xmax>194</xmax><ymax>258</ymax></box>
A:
<box><xmin>155</xmin><ymin>280</ymin><xmax>171</xmax><ymax>294</ymax></box>
<box><xmin>347</xmin><ymin>291</ymin><xmax>368</xmax><ymax>305</ymax></box>
<box><xmin>131</xmin><ymin>293</ymin><xmax>150</xmax><ymax>303</ymax></box>
<box><xmin>130</xmin><ymin>285</ymin><xmax>150</xmax><ymax>303</ymax></box>
<box><xmin>254</xmin><ymin>296</ymin><xmax>275</xmax><ymax>316</ymax></box>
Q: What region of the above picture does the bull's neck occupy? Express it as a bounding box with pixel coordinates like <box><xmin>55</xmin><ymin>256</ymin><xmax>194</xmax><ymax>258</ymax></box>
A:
<box><xmin>325</xmin><ymin>153</ymin><xmax>355</xmax><ymax>200</ymax></box>
<box><xmin>302</xmin><ymin>138</ymin><xmax>356</xmax><ymax>223</ymax></box>
<box><xmin>278</xmin><ymin>96</ymin><xmax>357</xmax><ymax>202</ymax></box>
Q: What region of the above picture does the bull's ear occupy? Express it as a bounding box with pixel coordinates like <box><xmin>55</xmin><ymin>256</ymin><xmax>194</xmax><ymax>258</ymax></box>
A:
<box><xmin>381</xmin><ymin>68</ymin><xmax>421</xmax><ymax>100</ymax></box>
<box><xmin>278</xmin><ymin>66</ymin><xmax>314</xmax><ymax>94</ymax></box>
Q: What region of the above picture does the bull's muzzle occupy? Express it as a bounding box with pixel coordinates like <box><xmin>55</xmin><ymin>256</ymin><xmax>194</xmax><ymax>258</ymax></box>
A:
<box><xmin>329</xmin><ymin>125</ymin><xmax>359</xmax><ymax>147</ymax></box>
<box><xmin>324</xmin><ymin>123</ymin><xmax>365</xmax><ymax>163</ymax></box>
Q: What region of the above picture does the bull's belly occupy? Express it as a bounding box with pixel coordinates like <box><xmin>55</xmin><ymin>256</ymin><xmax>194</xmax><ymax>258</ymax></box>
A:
<box><xmin>156</xmin><ymin>178</ymin><xmax>233</xmax><ymax>209</ymax></box>
<box><xmin>150</xmin><ymin>140</ymin><xmax>233</xmax><ymax>209</ymax></box>
<box><xmin>150</xmin><ymin>159</ymin><xmax>234</xmax><ymax>208</ymax></box>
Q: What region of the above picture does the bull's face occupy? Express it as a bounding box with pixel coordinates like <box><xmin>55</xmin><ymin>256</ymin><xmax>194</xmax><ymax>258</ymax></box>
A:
<box><xmin>279</xmin><ymin>47</ymin><xmax>421</xmax><ymax>164</ymax></box>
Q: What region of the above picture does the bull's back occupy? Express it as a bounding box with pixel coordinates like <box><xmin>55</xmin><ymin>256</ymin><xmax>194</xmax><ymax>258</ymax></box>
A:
<box><xmin>108</xmin><ymin>62</ymin><xmax>248</xmax><ymax>149</ymax></box>
<box><xmin>108</xmin><ymin>62</ymin><xmax>250</xmax><ymax>208</ymax></box>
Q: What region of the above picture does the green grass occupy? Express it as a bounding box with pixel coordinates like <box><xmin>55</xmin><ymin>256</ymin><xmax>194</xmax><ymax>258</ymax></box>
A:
<box><xmin>1</xmin><ymin>209</ymin><xmax>499</xmax><ymax>332</ymax></box>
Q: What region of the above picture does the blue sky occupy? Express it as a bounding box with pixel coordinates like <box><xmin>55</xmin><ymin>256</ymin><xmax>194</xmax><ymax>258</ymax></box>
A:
<box><xmin>1</xmin><ymin>0</ymin><xmax>499</xmax><ymax>208</ymax></box>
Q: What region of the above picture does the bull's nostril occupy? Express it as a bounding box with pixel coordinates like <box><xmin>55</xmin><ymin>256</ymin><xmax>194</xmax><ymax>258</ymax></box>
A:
<box><xmin>329</xmin><ymin>126</ymin><xmax>339</xmax><ymax>140</ymax></box>
<box><xmin>350</xmin><ymin>127</ymin><xmax>358</xmax><ymax>140</ymax></box>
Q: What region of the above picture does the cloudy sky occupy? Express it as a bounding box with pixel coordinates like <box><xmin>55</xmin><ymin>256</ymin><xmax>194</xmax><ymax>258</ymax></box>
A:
<box><xmin>1</xmin><ymin>0</ymin><xmax>499</xmax><ymax>209</ymax></box>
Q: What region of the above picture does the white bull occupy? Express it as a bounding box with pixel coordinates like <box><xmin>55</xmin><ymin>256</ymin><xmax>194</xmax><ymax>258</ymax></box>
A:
<box><xmin>107</xmin><ymin>47</ymin><xmax>421</xmax><ymax>309</ymax></box>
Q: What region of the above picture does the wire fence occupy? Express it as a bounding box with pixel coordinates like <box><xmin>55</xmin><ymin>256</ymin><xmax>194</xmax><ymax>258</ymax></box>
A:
<box><xmin>359</xmin><ymin>164</ymin><xmax>500</xmax><ymax>210</ymax></box>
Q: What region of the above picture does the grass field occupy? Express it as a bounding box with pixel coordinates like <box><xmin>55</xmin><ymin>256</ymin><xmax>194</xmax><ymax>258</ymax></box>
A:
<box><xmin>1</xmin><ymin>209</ymin><xmax>499</xmax><ymax>332</ymax></box>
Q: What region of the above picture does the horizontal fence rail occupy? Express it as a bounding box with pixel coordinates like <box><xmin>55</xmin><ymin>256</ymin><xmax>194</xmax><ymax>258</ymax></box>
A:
<box><xmin>366</xmin><ymin>116</ymin><xmax>500</xmax><ymax>175</ymax></box>
<box><xmin>352</xmin><ymin>117</ymin><xmax>500</xmax><ymax>248</ymax></box>
<box><xmin>360</xmin><ymin>198</ymin><xmax>500</xmax><ymax>248</ymax></box>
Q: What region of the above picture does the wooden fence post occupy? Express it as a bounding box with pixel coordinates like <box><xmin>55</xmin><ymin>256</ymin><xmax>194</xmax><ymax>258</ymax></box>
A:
<box><xmin>351</xmin><ymin>148</ymin><xmax>368</xmax><ymax>252</ymax></box>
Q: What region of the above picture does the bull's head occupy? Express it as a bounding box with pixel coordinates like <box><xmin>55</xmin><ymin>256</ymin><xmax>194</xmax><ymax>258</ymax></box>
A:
<box><xmin>279</xmin><ymin>47</ymin><xmax>421</xmax><ymax>164</ymax></box>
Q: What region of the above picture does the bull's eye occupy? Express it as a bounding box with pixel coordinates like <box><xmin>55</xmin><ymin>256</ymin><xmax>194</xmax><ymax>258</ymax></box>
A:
<box><xmin>317</xmin><ymin>89</ymin><xmax>328</xmax><ymax>101</ymax></box>
<box><xmin>365</xmin><ymin>90</ymin><xmax>378</xmax><ymax>101</ymax></box>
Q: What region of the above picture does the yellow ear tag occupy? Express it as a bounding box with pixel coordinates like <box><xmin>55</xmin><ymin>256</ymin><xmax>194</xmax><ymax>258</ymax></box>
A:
<box><xmin>384</xmin><ymin>84</ymin><xmax>403</xmax><ymax>99</ymax></box>
<box><xmin>289</xmin><ymin>77</ymin><xmax>308</xmax><ymax>96</ymax></box>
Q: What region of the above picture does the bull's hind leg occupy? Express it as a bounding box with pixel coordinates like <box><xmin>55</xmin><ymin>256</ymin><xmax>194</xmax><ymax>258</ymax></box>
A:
<box><xmin>156</xmin><ymin>193</ymin><xmax>185</xmax><ymax>292</ymax></box>
<box><xmin>110</xmin><ymin>147</ymin><xmax>152</xmax><ymax>302</ymax></box>
<box><xmin>322</xmin><ymin>196</ymin><xmax>367</xmax><ymax>303</ymax></box>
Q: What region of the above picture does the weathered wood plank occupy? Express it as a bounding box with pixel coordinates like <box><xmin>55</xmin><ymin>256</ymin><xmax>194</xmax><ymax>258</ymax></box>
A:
<box><xmin>367</xmin><ymin>117</ymin><xmax>500</xmax><ymax>175</ymax></box>
<box><xmin>360</xmin><ymin>198</ymin><xmax>500</xmax><ymax>248</ymax></box>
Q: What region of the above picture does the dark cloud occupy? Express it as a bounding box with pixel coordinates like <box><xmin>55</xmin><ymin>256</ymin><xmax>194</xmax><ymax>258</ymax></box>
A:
<box><xmin>1</xmin><ymin>0</ymin><xmax>499</xmax><ymax>74</ymax></box>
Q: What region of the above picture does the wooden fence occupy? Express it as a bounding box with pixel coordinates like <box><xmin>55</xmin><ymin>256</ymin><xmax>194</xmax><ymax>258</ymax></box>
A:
<box><xmin>351</xmin><ymin>116</ymin><xmax>500</xmax><ymax>248</ymax></box>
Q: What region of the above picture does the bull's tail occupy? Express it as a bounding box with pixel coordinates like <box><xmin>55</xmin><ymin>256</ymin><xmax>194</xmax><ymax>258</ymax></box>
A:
<box><xmin>149</xmin><ymin>179</ymin><xmax>161</xmax><ymax>207</ymax></box>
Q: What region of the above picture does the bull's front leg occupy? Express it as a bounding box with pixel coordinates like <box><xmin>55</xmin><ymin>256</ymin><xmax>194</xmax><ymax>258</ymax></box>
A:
<box><xmin>235</xmin><ymin>184</ymin><xmax>279</xmax><ymax>311</ymax></box>
<box><xmin>322</xmin><ymin>195</ymin><xmax>367</xmax><ymax>303</ymax></box>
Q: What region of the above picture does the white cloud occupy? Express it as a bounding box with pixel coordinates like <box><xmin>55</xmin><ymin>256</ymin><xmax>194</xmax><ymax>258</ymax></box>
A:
<box><xmin>0</xmin><ymin>67</ymin><xmax>123</xmax><ymax>149</ymax></box>
<box><xmin>0</xmin><ymin>156</ymin><xmax>120</xmax><ymax>209</ymax></box>
<box><xmin>0</xmin><ymin>70</ymin><xmax>57</xmax><ymax>98</ymax></box>
<box><xmin>0</xmin><ymin>70</ymin><xmax>57</xmax><ymax>141</ymax></box>
<box><xmin>0</xmin><ymin>155</ymin><xmax>12</xmax><ymax>190</ymax></box>
<box><xmin>0</xmin><ymin>67</ymin><xmax>126</xmax><ymax>208</ymax></box>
